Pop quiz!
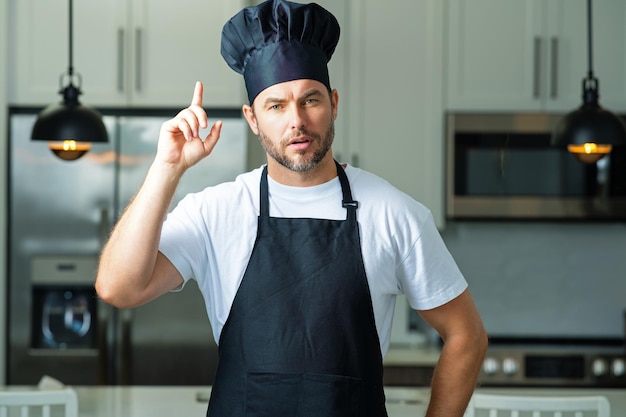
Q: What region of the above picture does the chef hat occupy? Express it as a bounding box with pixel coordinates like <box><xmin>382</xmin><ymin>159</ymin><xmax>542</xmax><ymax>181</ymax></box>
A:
<box><xmin>220</xmin><ymin>0</ymin><xmax>340</xmax><ymax>104</ymax></box>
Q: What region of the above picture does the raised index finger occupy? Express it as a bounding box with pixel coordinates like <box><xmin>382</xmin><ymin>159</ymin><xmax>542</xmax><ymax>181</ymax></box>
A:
<box><xmin>191</xmin><ymin>81</ymin><xmax>203</xmax><ymax>107</ymax></box>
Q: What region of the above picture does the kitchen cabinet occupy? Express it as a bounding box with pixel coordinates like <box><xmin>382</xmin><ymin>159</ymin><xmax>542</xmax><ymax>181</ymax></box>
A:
<box><xmin>9</xmin><ymin>0</ymin><xmax>245</xmax><ymax>108</ymax></box>
<box><xmin>336</xmin><ymin>0</ymin><xmax>446</xmax><ymax>228</ymax></box>
<box><xmin>446</xmin><ymin>0</ymin><xmax>626</xmax><ymax>113</ymax></box>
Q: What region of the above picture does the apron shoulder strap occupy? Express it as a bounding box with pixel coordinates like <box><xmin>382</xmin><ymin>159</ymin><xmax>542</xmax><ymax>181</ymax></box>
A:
<box><xmin>335</xmin><ymin>161</ymin><xmax>359</xmax><ymax>222</ymax></box>
<box><xmin>260</xmin><ymin>166</ymin><xmax>270</xmax><ymax>218</ymax></box>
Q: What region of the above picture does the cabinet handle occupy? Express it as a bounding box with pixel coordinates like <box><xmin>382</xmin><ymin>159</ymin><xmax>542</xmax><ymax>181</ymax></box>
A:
<box><xmin>550</xmin><ymin>37</ymin><xmax>558</xmax><ymax>99</ymax></box>
<box><xmin>135</xmin><ymin>28</ymin><xmax>143</xmax><ymax>92</ymax></box>
<box><xmin>533</xmin><ymin>37</ymin><xmax>542</xmax><ymax>99</ymax></box>
<box><xmin>117</xmin><ymin>28</ymin><xmax>125</xmax><ymax>92</ymax></box>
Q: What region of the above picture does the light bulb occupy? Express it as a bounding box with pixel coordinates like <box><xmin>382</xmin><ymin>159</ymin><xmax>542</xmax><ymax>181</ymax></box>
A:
<box><xmin>567</xmin><ymin>143</ymin><xmax>612</xmax><ymax>164</ymax></box>
<box><xmin>47</xmin><ymin>140</ymin><xmax>92</xmax><ymax>161</ymax></box>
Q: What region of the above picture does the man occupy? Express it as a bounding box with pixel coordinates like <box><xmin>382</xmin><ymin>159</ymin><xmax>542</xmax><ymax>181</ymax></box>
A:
<box><xmin>95</xmin><ymin>0</ymin><xmax>487</xmax><ymax>415</ymax></box>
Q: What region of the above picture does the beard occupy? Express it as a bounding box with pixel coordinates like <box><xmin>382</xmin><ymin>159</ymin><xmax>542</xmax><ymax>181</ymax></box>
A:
<box><xmin>259</xmin><ymin>118</ymin><xmax>335</xmax><ymax>172</ymax></box>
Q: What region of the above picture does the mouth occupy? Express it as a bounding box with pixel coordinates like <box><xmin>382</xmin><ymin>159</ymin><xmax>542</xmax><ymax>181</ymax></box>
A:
<box><xmin>287</xmin><ymin>136</ymin><xmax>313</xmax><ymax>151</ymax></box>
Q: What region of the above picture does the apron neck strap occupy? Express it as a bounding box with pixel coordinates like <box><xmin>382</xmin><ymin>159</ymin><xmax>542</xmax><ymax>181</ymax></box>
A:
<box><xmin>336</xmin><ymin>161</ymin><xmax>358</xmax><ymax>221</ymax></box>
<box><xmin>259</xmin><ymin>161</ymin><xmax>359</xmax><ymax>221</ymax></box>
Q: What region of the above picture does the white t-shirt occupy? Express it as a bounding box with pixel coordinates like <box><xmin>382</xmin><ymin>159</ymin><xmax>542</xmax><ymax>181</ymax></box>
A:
<box><xmin>159</xmin><ymin>164</ymin><xmax>467</xmax><ymax>355</ymax></box>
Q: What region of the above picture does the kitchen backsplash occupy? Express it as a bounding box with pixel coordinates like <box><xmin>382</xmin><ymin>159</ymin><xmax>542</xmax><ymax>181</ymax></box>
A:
<box><xmin>441</xmin><ymin>221</ymin><xmax>626</xmax><ymax>339</ymax></box>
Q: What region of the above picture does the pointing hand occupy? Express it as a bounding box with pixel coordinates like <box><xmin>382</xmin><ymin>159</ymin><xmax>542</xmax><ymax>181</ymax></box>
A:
<box><xmin>157</xmin><ymin>81</ymin><xmax>223</xmax><ymax>172</ymax></box>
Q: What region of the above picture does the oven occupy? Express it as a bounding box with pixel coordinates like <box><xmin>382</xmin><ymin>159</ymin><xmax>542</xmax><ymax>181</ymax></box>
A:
<box><xmin>390</xmin><ymin>297</ymin><xmax>626</xmax><ymax>388</ymax></box>
<box><xmin>479</xmin><ymin>339</ymin><xmax>626</xmax><ymax>388</ymax></box>
<box><xmin>479</xmin><ymin>311</ymin><xmax>626</xmax><ymax>387</ymax></box>
<box><xmin>446</xmin><ymin>113</ymin><xmax>626</xmax><ymax>219</ymax></box>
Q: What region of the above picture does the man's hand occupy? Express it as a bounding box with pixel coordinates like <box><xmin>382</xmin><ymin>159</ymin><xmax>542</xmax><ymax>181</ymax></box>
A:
<box><xmin>157</xmin><ymin>81</ymin><xmax>223</xmax><ymax>173</ymax></box>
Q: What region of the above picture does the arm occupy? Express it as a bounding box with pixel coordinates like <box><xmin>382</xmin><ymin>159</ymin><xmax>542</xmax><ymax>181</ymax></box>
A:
<box><xmin>95</xmin><ymin>82</ymin><xmax>223</xmax><ymax>308</ymax></box>
<box><xmin>419</xmin><ymin>289</ymin><xmax>488</xmax><ymax>417</ymax></box>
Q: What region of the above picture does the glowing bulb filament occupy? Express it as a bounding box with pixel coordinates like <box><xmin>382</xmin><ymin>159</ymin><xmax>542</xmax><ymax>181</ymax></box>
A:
<box><xmin>63</xmin><ymin>140</ymin><xmax>78</xmax><ymax>151</ymax></box>
<box><xmin>566</xmin><ymin>143</ymin><xmax>613</xmax><ymax>164</ymax></box>
<box><xmin>584</xmin><ymin>143</ymin><xmax>597</xmax><ymax>154</ymax></box>
<box><xmin>46</xmin><ymin>141</ymin><xmax>92</xmax><ymax>161</ymax></box>
<box><xmin>567</xmin><ymin>142</ymin><xmax>612</xmax><ymax>155</ymax></box>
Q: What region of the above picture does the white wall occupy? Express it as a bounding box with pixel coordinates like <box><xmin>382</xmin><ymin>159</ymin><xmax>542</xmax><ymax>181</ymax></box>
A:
<box><xmin>0</xmin><ymin>0</ymin><xmax>9</xmax><ymax>385</ymax></box>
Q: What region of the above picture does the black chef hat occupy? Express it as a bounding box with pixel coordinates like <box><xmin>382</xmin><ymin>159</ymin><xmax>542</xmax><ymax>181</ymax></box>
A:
<box><xmin>221</xmin><ymin>0</ymin><xmax>340</xmax><ymax>104</ymax></box>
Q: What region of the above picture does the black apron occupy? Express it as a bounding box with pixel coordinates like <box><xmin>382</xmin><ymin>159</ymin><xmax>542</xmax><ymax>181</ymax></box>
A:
<box><xmin>207</xmin><ymin>161</ymin><xmax>387</xmax><ymax>417</ymax></box>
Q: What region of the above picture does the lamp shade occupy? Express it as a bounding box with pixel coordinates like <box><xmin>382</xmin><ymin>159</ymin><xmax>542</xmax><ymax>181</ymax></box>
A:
<box><xmin>31</xmin><ymin>84</ymin><xmax>108</xmax><ymax>161</ymax></box>
<box><xmin>31</xmin><ymin>88</ymin><xmax>108</xmax><ymax>143</ymax></box>
<box><xmin>551</xmin><ymin>0</ymin><xmax>626</xmax><ymax>163</ymax></box>
<box><xmin>31</xmin><ymin>0</ymin><xmax>108</xmax><ymax>161</ymax></box>
<box><xmin>552</xmin><ymin>79</ymin><xmax>626</xmax><ymax>164</ymax></box>
<box><xmin>552</xmin><ymin>102</ymin><xmax>626</xmax><ymax>148</ymax></box>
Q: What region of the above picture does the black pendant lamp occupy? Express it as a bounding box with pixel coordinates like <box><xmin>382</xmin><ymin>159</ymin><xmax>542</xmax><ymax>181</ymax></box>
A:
<box><xmin>552</xmin><ymin>0</ymin><xmax>626</xmax><ymax>164</ymax></box>
<box><xmin>31</xmin><ymin>0</ymin><xmax>108</xmax><ymax>161</ymax></box>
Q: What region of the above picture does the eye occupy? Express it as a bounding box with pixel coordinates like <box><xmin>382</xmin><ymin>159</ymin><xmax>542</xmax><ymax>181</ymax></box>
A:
<box><xmin>304</xmin><ymin>98</ymin><xmax>319</xmax><ymax>105</ymax></box>
<box><xmin>268</xmin><ymin>104</ymin><xmax>283</xmax><ymax>111</ymax></box>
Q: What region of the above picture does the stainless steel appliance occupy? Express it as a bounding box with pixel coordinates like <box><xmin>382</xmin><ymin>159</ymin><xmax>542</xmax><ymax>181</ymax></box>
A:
<box><xmin>446</xmin><ymin>113</ymin><xmax>626</xmax><ymax>219</ymax></box>
<box><xmin>391</xmin><ymin>294</ymin><xmax>626</xmax><ymax>388</ymax></box>
<box><xmin>8</xmin><ymin>110</ymin><xmax>247</xmax><ymax>385</ymax></box>
<box><xmin>478</xmin><ymin>341</ymin><xmax>626</xmax><ymax>388</ymax></box>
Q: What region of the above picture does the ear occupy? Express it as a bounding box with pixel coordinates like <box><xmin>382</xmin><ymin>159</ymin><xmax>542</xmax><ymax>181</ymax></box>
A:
<box><xmin>330</xmin><ymin>89</ymin><xmax>339</xmax><ymax>120</ymax></box>
<box><xmin>242</xmin><ymin>104</ymin><xmax>259</xmax><ymax>135</ymax></box>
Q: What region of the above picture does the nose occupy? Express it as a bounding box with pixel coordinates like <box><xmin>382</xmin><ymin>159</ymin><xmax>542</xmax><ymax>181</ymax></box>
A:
<box><xmin>288</xmin><ymin>104</ymin><xmax>306</xmax><ymax>130</ymax></box>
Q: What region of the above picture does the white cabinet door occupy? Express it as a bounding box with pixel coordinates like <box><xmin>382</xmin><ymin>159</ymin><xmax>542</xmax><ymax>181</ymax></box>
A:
<box><xmin>129</xmin><ymin>0</ymin><xmax>244</xmax><ymax>107</ymax></box>
<box><xmin>445</xmin><ymin>0</ymin><xmax>626</xmax><ymax>113</ymax></box>
<box><xmin>342</xmin><ymin>0</ymin><xmax>446</xmax><ymax>227</ymax></box>
<box><xmin>446</xmin><ymin>0</ymin><xmax>545</xmax><ymax>111</ymax></box>
<box><xmin>9</xmin><ymin>0</ymin><xmax>244</xmax><ymax>108</ymax></box>
<box><xmin>9</xmin><ymin>0</ymin><xmax>125</xmax><ymax>106</ymax></box>
<box><xmin>545</xmin><ymin>0</ymin><xmax>626</xmax><ymax>112</ymax></box>
<box><xmin>596</xmin><ymin>0</ymin><xmax>626</xmax><ymax>112</ymax></box>
<box><xmin>543</xmin><ymin>0</ymin><xmax>587</xmax><ymax>111</ymax></box>
<box><xmin>553</xmin><ymin>0</ymin><xmax>626</xmax><ymax>113</ymax></box>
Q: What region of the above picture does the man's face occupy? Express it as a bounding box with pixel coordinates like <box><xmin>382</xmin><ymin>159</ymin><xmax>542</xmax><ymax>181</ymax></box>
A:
<box><xmin>243</xmin><ymin>79</ymin><xmax>338</xmax><ymax>173</ymax></box>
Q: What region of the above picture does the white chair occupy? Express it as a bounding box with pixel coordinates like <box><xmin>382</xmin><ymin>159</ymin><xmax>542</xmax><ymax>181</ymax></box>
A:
<box><xmin>465</xmin><ymin>393</ymin><xmax>611</xmax><ymax>417</ymax></box>
<box><xmin>0</xmin><ymin>388</ymin><xmax>78</xmax><ymax>417</ymax></box>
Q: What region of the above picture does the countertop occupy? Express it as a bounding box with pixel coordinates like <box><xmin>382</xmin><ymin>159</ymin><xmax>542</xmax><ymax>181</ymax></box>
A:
<box><xmin>4</xmin><ymin>386</ymin><xmax>625</xmax><ymax>417</ymax></box>
<box><xmin>384</xmin><ymin>345</ymin><xmax>441</xmax><ymax>366</ymax></box>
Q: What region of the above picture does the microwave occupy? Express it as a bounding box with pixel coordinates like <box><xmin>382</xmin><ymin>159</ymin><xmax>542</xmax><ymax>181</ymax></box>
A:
<box><xmin>446</xmin><ymin>113</ymin><xmax>626</xmax><ymax>219</ymax></box>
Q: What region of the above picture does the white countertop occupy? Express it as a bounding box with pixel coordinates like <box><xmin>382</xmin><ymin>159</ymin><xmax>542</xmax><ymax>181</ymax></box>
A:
<box><xmin>4</xmin><ymin>386</ymin><xmax>625</xmax><ymax>417</ymax></box>
<box><xmin>384</xmin><ymin>346</ymin><xmax>441</xmax><ymax>366</ymax></box>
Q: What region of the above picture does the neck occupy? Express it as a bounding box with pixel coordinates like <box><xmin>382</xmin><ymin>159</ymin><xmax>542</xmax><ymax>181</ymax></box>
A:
<box><xmin>266</xmin><ymin>152</ymin><xmax>338</xmax><ymax>187</ymax></box>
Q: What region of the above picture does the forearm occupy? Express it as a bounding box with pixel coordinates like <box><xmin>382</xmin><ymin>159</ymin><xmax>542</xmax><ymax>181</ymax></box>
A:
<box><xmin>96</xmin><ymin>161</ymin><xmax>182</xmax><ymax>307</ymax></box>
<box><xmin>424</xmin><ymin>330</ymin><xmax>487</xmax><ymax>417</ymax></box>
<box><xmin>95</xmin><ymin>82</ymin><xmax>221</xmax><ymax>307</ymax></box>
